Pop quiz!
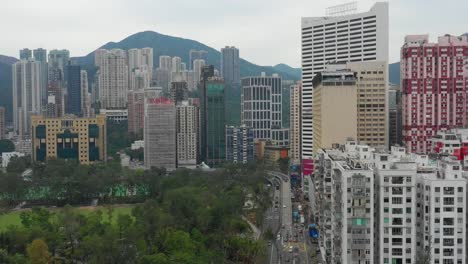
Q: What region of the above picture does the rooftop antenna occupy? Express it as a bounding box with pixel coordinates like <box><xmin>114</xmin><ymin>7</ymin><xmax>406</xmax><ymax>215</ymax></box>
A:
<box><xmin>326</xmin><ymin>2</ymin><xmax>358</xmax><ymax>17</ymax></box>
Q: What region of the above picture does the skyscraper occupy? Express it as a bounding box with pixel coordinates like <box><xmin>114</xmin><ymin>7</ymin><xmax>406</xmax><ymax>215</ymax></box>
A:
<box><xmin>66</xmin><ymin>63</ymin><xmax>81</xmax><ymax>115</ymax></box>
<box><xmin>176</xmin><ymin>100</ymin><xmax>199</xmax><ymax>168</ymax></box>
<box><xmin>241</xmin><ymin>73</ymin><xmax>282</xmax><ymax>140</ymax></box>
<box><xmin>80</xmin><ymin>70</ymin><xmax>91</xmax><ymax>118</ymax></box>
<box><xmin>171</xmin><ymin>56</ymin><xmax>182</xmax><ymax>73</ymax></box>
<box><xmin>159</xmin><ymin>55</ymin><xmax>172</xmax><ymax>71</ymax></box>
<box><xmin>33</xmin><ymin>48</ymin><xmax>47</xmax><ymax>63</ymax></box>
<box><xmin>170</xmin><ymin>81</ymin><xmax>188</xmax><ymax>103</ymax></box>
<box><xmin>128</xmin><ymin>48</ymin><xmax>153</xmax><ymax>90</ymax></box>
<box><xmin>301</xmin><ymin>2</ymin><xmax>388</xmax><ymax>174</ymax></box>
<box><xmin>226</xmin><ymin>125</ymin><xmax>254</xmax><ymax>164</ymax></box>
<box><xmin>289</xmin><ymin>82</ymin><xmax>302</xmax><ymax>165</ymax></box>
<box><xmin>199</xmin><ymin>67</ymin><xmax>226</xmax><ymax>165</ymax></box>
<box><xmin>128</xmin><ymin>87</ymin><xmax>161</xmax><ymax>136</ymax></box>
<box><xmin>47</xmin><ymin>67</ymin><xmax>65</xmax><ymax>118</ymax></box>
<box><xmin>33</xmin><ymin>48</ymin><xmax>48</xmax><ymax>103</ymax></box>
<box><xmin>388</xmin><ymin>84</ymin><xmax>402</xmax><ymax>147</ymax></box>
<box><xmin>12</xmin><ymin>60</ymin><xmax>43</xmax><ymax>138</ymax></box>
<box><xmin>189</xmin><ymin>49</ymin><xmax>208</xmax><ymax>70</ymax></box>
<box><xmin>48</xmin><ymin>49</ymin><xmax>70</xmax><ymax>78</ymax></box>
<box><xmin>221</xmin><ymin>46</ymin><xmax>240</xmax><ymax>85</ymax></box>
<box><xmin>144</xmin><ymin>97</ymin><xmax>176</xmax><ymax>170</ymax></box>
<box><xmin>401</xmin><ymin>34</ymin><xmax>468</xmax><ymax>153</ymax></box>
<box><xmin>95</xmin><ymin>49</ymin><xmax>128</xmax><ymax>109</ymax></box>
<box><xmin>193</xmin><ymin>59</ymin><xmax>206</xmax><ymax>85</ymax></box>
<box><xmin>19</xmin><ymin>49</ymin><xmax>32</xmax><ymax>60</ymax></box>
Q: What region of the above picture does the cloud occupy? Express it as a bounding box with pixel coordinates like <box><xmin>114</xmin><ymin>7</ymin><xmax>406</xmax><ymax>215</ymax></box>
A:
<box><xmin>0</xmin><ymin>0</ymin><xmax>467</xmax><ymax>67</ymax></box>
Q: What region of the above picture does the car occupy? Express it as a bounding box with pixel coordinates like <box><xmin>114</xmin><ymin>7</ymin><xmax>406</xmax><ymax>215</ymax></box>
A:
<box><xmin>277</xmin><ymin>234</ymin><xmax>281</xmax><ymax>240</ymax></box>
<box><xmin>288</xmin><ymin>246</ymin><xmax>293</xmax><ymax>253</ymax></box>
<box><xmin>283</xmin><ymin>205</ymin><xmax>287</xmax><ymax>208</ymax></box>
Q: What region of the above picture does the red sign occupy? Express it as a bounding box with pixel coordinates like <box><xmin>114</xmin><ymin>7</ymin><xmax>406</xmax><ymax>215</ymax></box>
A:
<box><xmin>147</xmin><ymin>97</ymin><xmax>173</xmax><ymax>105</ymax></box>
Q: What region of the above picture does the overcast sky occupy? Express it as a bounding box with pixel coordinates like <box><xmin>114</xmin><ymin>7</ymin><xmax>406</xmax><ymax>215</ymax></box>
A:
<box><xmin>1</xmin><ymin>0</ymin><xmax>467</xmax><ymax>67</ymax></box>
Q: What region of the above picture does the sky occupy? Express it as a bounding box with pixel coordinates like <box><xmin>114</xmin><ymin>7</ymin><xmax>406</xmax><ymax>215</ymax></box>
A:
<box><xmin>1</xmin><ymin>0</ymin><xmax>467</xmax><ymax>67</ymax></box>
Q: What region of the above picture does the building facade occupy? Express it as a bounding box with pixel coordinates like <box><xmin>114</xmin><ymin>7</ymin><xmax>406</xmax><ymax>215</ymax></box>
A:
<box><xmin>170</xmin><ymin>81</ymin><xmax>188</xmax><ymax>103</ymax></box>
<box><xmin>127</xmin><ymin>87</ymin><xmax>161</xmax><ymax>136</ymax></box>
<box><xmin>289</xmin><ymin>82</ymin><xmax>302</xmax><ymax>164</ymax></box>
<box><xmin>389</xmin><ymin>84</ymin><xmax>403</xmax><ymax>148</ymax></box>
<box><xmin>31</xmin><ymin>115</ymin><xmax>107</xmax><ymax>164</ymax></box>
<box><xmin>199</xmin><ymin>72</ymin><xmax>226</xmax><ymax>165</ymax></box>
<box><xmin>189</xmin><ymin>49</ymin><xmax>208</xmax><ymax>70</ymax></box>
<box><xmin>12</xmin><ymin>59</ymin><xmax>43</xmax><ymax>138</ymax></box>
<box><xmin>81</xmin><ymin>70</ymin><xmax>91</xmax><ymax>118</ymax></box>
<box><xmin>401</xmin><ymin>34</ymin><xmax>468</xmax><ymax>153</ymax></box>
<box><xmin>221</xmin><ymin>46</ymin><xmax>240</xmax><ymax>85</ymax></box>
<box><xmin>95</xmin><ymin>49</ymin><xmax>128</xmax><ymax>109</ymax></box>
<box><xmin>241</xmin><ymin>73</ymin><xmax>282</xmax><ymax>140</ymax></box>
<box><xmin>66</xmin><ymin>63</ymin><xmax>82</xmax><ymax>115</ymax></box>
<box><xmin>226</xmin><ymin>125</ymin><xmax>254</xmax><ymax>164</ymax></box>
<box><xmin>176</xmin><ymin>100</ymin><xmax>199</xmax><ymax>168</ymax></box>
<box><xmin>144</xmin><ymin>97</ymin><xmax>176</xmax><ymax>170</ymax></box>
<box><xmin>301</xmin><ymin>2</ymin><xmax>388</xmax><ymax>174</ymax></box>
<box><xmin>0</xmin><ymin>107</ymin><xmax>5</xmax><ymax>140</ymax></box>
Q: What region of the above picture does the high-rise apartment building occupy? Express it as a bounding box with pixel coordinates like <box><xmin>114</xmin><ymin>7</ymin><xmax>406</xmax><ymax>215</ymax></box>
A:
<box><xmin>144</xmin><ymin>97</ymin><xmax>176</xmax><ymax>170</ymax></box>
<box><xmin>199</xmin><ymin>68</ymin><xmax>226</xmax><ymax>165</ymax></box>
<box><xmin>313</xmin><ymin>141</ymin><xmax>374</xmax><ymax>264</ymax></box>
<box><xmin>80</xmin><ymin>70</ymin><xmax>91</xmax><ymax>118</ymax></box>
<box><xmin>301</xmin><ymin>2</ymin><xmax>388</xmax><ymax>174</ymax></box>
<box><xmin>95</xmin><ymin>49</ymin><xmax>128</xmax><ymax>109</ymax></box>
<box><xmin>171</xmin><ymin>57</ymin><xmax>182</xmax><ymax>73</ymax></box>
<box><xmin>33</xmin><ymin>48</ymin><xmax>48</xmax><ymax>103</ymax></box>
<box><xmin>401</xmin><ymin>34</ymin><xmax>468</xmax><ymax>153</ymax></box>
<box><xmin>241</xmin><ymin>73</ymin><xmax>282</xmax><ymax>140</ymax></box>
<box><xmin>374</xmin><ymin>147</ymin><xmax>418</xmax><ymax>263</ymax></box>
<box><xmin>33</xmin><ymin>48</ymin><xmax>47</xmax><ymax>63</ymax></box>
<box><xmin>12</xmin><ymin>59</ymin><xmax>43</xmax><ymax>138</ymax></box>
<box><xmin>0</xmin><ymin>107</ymin><xmax>5</xmax><ymax>140</ymax></box>
<box><xmin>289</xmin><ymin>82</ymin><xmax>302</xmax><ymax>165</ymax></box>
<box><xmin>176</xmin><ymin>100</ymin><xmax>199</xmax><ymax>168</ymax></box>
<box><xmin>128</xmin><ymin>48</ymin><xmax>153</xmax><ymax>91</ymax></box>
<box><xmin>189</xmin><ymin>49</ymin><xmax>208</xmax><ymax>70</ymax></box>
<box><xmin>312</xmin><ymin>69</ymin><xmax>357</xmax><ymax>152</ymax></box>
<box><xmin>159</xmin><ymin>55</ymin><xmax>172</xmax><ymax>71</ymax></box>
<box><xmin>19</xmin><ymin>49</ymin><xmax>32</xmax><ymax>60</ymax></box>
<box><xmin>66</xmin><ymin>63</ymin><xmax>81</xmax><ymax>115</ymax></box>
<box><xmin>48</xmin><ymin>49</ymin><xmax>70</xmax><ymax>80</ymax></box>
<box><xmin>389</xmin><ymin>84</ymin><xmax>402</xmax><ymax>147</ymax></box>
<box><xmin>31</xmin><ymin>115</ymin><xmax>107</xmax><ymax>164</ymax></box>
<box><xmin>193</xmin><ymin>59</ymin><xmax>206</xmax><ymax>85</ymax></box>
<box><xmin>221</xmin><ymin>46</ymin><xmax>240</xmax><ymax>85</ymax></box>
<box><xmin>226</xmin><ymin>125</ymin><xmax>254</xmax><ymax>164</ymax></box>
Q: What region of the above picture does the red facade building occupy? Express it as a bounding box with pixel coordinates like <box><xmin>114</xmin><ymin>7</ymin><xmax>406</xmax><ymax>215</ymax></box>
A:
<box><xmin>401</xmin><ymin>34</ymin><xmax>468</xmax><ymax>153</ymax></box>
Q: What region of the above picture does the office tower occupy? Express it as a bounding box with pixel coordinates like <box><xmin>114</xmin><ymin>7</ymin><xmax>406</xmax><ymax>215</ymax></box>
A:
<box><xmin>144</xmin><ymin>97</ymin><xmax>176</xmax><ymax>170</ymax></box>
<box><xmin>0</xmin><ymin>107</ymin><xmax>4</xmax><ymax>140</ymax></box>
<box><xmin>81</xmin><ymin>70</ymin><xmax>91</xmax><ymax>118</ymax></box>
<box><xmin>31</xmin><ymin>115</ymin><xmax>107</xmax><ymax>164</ymax></box>
<box><xmin>95</xmin><ymin>49</ymin><xmax>128</xmax><ymax>109</ymax></box>
<box><xmin>401</xmin><ymin>34</ymin><xmax>468</xmax><ymax>153</ymax></box>
<box><xmin>289</xmin><ymin>82</ymin><xmax>302</xmax><ymax>165</ymax></box>
<box><xmin>128</xmin><ymin>87</ymin><xmax>161</xmax><ymax>136</ymax></box>
<box><xmin>193</xmin><ymin>59</ymin><xmax>206</xmax><ymax>85</ymax></box>
<box><xmin>176</xmin><ymin>100</ymin><xmax>199</xmax><ymax>168</ymax></box>
<box><xmin>199</xmin><ymin>67</ymin><xmax>226</xmax><ymax>164</ymax></box>
<box><xmin>312</xmin><ymin>68</ymin><xmax>357</xmax><ymax>152</ymax></box>
<box><xmin>416</xmin><ymin>158</ymin><xmax>466</xmax><ymax>264</ymax></box>
<box><xmin>171</xmin><ymin>57</ymin><xmax>182</xmax><ymax>73</ymax></box>
<box><xmin>170</xmin><ymin>81</ymin><xmax>188</xmax><ymax>103</ymax></box>
<box><xmin>374</xmin><ymin>147</ymin><xmax>417</xmax><ymax>264</ymax></box>
<box><xmin>221</xmin><ymin>46</ymin><xmax>240</xmax><ymax>85</ymax></box>
<box><xmin>189</xmin><ymin>49</ymin><xmax>208</xmax><ymax>70</ymax></box>
<box><xmin>388</xmin><ymin>84</ymin><xmax>402</xmax><ymax>147</ymax></box>
<box><xmin>47</xmin><ymin>67</ymin><xmax>64</xmax><ymax>117</ymax></box>
<box><xmin>48</xmin><ymin>49</ymin><xmax>70</xmax><ymax>77</ymax></box>
<box><xmin>19</xmin><ymin>49</ymin><xmax>32</xmax><ymax>60</ymax></box>
<box><xmin>241</xmin><ymin>73</ymin><xmax>282</xmax><ymax>140</ymax></box>
<box><xmin>33</xmin><ymin>48</ymin><xmax>48</xmax><ymax>103</ymax></box>
<box><xmin>347</xmin><ymin>61</ymin><xmax>388</xmax><ymax>148</ymax></box>
<box><xmin>313</xmin><ymin>141</ymin><xmax>374</xmax><ymax>264</ymax></box>
<box><xmin>12</xmin><ymin>60</ymin><xmax>43</xmax><ymax>138</ymax></box>
<box><xmin>226</xmin><ymin>125</ymin><xmax>254</xmax><ymax>164</ymax></box>
<box><xmin>301</xmin><ymin>2</ymin><xmax>388</xmax><ymax>174</ymax></box>
<box><xmin>66</xmin><ymin>63</ymin><xmax>81</xmax><ymax>115</ymax></box>
<box><xmin>33</xmin><ymin>48</ymin><xmax>47</xmax><ymax>63</ymax></box>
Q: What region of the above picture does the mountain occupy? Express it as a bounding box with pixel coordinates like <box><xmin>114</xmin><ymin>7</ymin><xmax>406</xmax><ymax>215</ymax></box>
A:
<box><xmin>273</xmin><ymin>64</ymin><xmax>301</xmax><ymax>80</ymax></box>
<box><xmin>72</xmin><ymin>31</ymin><xmax>300</xmax><ymax>81</ymax></box>
<box><xmin>389</xmin><ymin>62</ymin><xmax>400</xmax><ymax>85</ymax></box>
<box><xmin>0</xmin><ymin>55</ymin><xmax>18</xmax><ymax>122</ymax></box>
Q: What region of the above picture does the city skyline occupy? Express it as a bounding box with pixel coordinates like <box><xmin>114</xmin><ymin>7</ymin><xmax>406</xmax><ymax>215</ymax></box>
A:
<box><xmin>1</xmin><ymin>0</ymin><xmax>467</xmax><ymax>67</ymax></box>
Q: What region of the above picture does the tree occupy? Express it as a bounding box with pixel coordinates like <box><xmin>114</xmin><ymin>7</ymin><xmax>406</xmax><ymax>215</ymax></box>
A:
<box><xmin>277</xmin><ymin>157</ymin><xmax>290</xmax><ymax>174</ymax></box>
<box><xmin>26</xmin><ymin>239</ymin><xmax>50</xmax><ymax>264</ymax></box>
<box><xmin>0</xmin><ymin>139</ymin><xmax>14</xmax><ymax>155</ymax></box>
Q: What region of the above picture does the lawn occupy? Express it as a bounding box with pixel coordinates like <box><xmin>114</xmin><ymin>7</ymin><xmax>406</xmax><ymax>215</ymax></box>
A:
<box><xmin>0</xmin><ymin>205</ymin><xmax>136</xmax><ymax>231</ymax></box>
